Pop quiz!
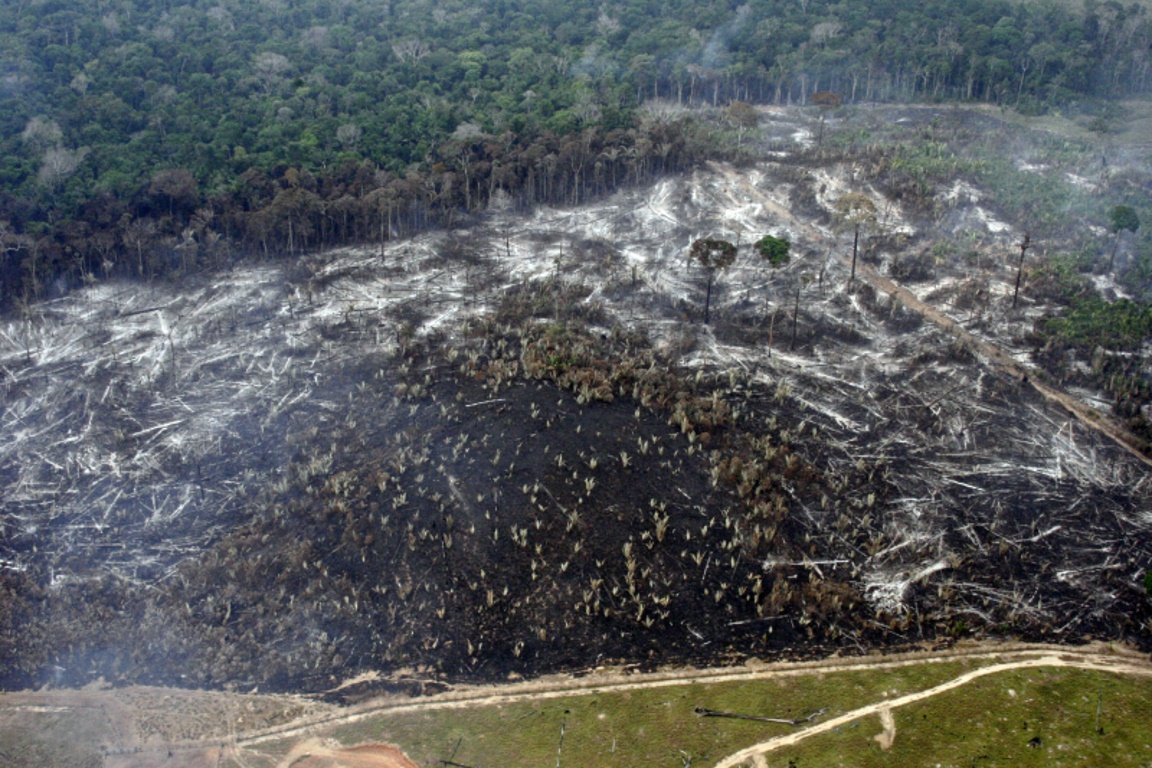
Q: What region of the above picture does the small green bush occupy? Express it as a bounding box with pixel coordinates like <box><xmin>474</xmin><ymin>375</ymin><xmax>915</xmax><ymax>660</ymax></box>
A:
<box><xmin>755</xmin><ymin>235</ymin><xmax>791</xmax><ymax>267</ymax></box>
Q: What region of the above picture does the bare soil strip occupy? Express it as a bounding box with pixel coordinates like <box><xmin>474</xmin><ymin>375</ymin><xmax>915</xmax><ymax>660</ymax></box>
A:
<box><xmin>710</xmin><ymin>652</ymin><xmax>1152</xmax><ymax>768</ymax></box>
<box><xmin>272</xmin><ymin>738</ymin><xmax>418</xmax><ymax>768</ymax></box>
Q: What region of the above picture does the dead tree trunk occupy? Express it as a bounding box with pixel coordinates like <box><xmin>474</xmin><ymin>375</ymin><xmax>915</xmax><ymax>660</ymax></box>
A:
<box><xmin>1012</xmin><ymin>233</ymin><xmax>1031</xmax><ymax>309</ymax></box>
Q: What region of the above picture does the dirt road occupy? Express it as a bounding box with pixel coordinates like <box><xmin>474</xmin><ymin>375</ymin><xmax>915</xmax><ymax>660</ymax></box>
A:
<box><xmin>710</xmin><ymin>651</ymin><xmax>1152</xmax><ymax>768</ymax></box>
<box><xmin>234</xmin><ymin>644</ymin><xmax>1148</xmax><ymax>749</ymax></box>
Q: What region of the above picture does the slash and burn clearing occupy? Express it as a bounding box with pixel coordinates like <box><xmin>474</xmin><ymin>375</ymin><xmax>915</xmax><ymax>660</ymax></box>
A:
<box><xmin>0</xmin><ymin>104</ymin><xmax>1150</xmax><ymax>713</ymax></box>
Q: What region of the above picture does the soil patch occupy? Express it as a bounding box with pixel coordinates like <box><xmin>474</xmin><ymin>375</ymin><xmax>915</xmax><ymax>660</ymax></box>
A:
<box><xmin>274</xmin><ymin>739</ymin><xmax>418</xmax><ymax>768</ymax></box>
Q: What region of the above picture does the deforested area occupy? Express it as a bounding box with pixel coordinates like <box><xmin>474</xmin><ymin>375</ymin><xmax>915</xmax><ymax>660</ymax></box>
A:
<box><xmin>1</xmin><ymin>99</ymin><xmax>1150</xmax><ymax>696</ymax></box>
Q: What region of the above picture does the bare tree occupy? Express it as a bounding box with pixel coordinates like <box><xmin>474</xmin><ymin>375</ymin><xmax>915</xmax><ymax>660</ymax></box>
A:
<box><xmin>791</xmin><ymin>272</ymin><xmax>814</xmax><ymax>350</ymax></box>
<box><xmin>637</xmin><ymin>99</ymin><xmax>689</xmax><ymax>130</ymax></box>
<box><xmin>20</xmin><ymin>116</ymin><xmax>63</xmax><ymax>152</ymax></box>
<box><xmin>88</xmin><ymin>229</ymin><xmax>118</xmax><ymax>275</ymax></box>
<box><xmin>336</xmin><ymin>124</ymin><xmax>363</xmax><ymax>152</ymax></box>
<box><xmin>148</xmin><ymin>168</ymin><xmax>199</xmax><ymax>216</ymax></box>
<box><xmin>596</xmin><ymin>9</ymin><xmax>621</xmax><ymax>36</ymax></box>
<box><xmin>572</xmin><ymin>93</ymin><xmax>602</xmax><ymax>127</ymax></box>
<box><xmin>37</xmin><ymin>146</ymin><xmax>88</xmax><ymax>188</ymax></box>
<box><xmin>1011</xmin><ymin>232</ymin><xmax>1031</xmax><ymax>309</ymax></box>
<box><xmin>810</xmin><ymin>91</ymin><xmax>841</xmax><ymax>147</ymax></box>
<box><xmin>122</xmin><ymin>217</ymin><xmax>159</xmax><ymax>278</ymax></box>
<box><xmin>810</xmin><ymin>20</ymin><xmax>843</xmax><ymax>46</ymax></box>
<box><xmin>0</xmin><ymin>221</ymin><xmax>31</xmax><ymax>297</ymax></box>
<box><xmin>391</xmin><ymin>39</ymin><xmax>430</xmax><ymax>63</ymax></box>
<box><xmin>252</xmin><ymin>51</ymin><xmax>290</xmax><ymax>95</ymax></box>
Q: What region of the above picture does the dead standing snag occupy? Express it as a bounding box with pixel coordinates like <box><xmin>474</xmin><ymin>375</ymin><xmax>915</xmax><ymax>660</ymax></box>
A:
<box><xmin>690</xmin><ymin>238</ymin><xmax>737</xmax><ymax>324</ymax></box>
<box><xmin>810</xmin><ymin>91</ymin><xmax>841</xmax><ymax>148</ymax></box>
<box><xmin>1011</xmin><ymin>232</ymin><xmax>1030</xmax><ymax>309</ymax></box>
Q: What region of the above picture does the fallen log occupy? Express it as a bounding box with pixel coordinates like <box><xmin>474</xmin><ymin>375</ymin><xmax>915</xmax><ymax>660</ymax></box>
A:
<box><xmin>694</xmin><ymin>706</ymin><xmax>828</xmax><ymax>726</ymax></box>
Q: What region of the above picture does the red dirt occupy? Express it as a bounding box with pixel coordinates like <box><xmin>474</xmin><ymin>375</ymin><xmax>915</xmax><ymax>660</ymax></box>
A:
<box><xmin>274</xmin><ymin>739</ymin><xmax>419</xmax><ymax>768</ymax></box>
<box><xmin>106</xmin><ymin>747</ymin><xmax>225</xmax><ymax>768</ymax></box>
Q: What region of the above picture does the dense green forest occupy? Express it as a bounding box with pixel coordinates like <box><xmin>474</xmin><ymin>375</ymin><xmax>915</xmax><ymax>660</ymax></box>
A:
<box><xmin>0</xmin><ymin>0</ymin><xmax>1150</xmax><ymax>306</ymax></box>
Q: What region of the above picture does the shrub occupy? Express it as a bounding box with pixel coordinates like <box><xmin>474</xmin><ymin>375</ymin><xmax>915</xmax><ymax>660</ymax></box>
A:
<box><xmin>755</xmin><ymin>235</ymin><xmax>791</xmax><ymax>267</ymax></box>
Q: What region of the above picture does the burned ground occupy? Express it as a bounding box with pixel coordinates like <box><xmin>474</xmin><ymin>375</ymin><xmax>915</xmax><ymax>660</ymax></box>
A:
<box><xmin>0</xmin><ymin>104</ymin><xmax>1150</xmax><ymax>695</ymax></box>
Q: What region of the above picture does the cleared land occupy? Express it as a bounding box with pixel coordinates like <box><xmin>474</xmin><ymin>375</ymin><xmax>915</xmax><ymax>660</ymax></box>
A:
<box><xmin>2</xmin><ymin>103</ymin><xmax>1151</xmax><ymax>766</ymax></box>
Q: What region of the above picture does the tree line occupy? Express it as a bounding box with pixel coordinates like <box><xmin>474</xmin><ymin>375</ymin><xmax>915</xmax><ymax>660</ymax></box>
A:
<box><xmin>1</xmin><ymin>0</ymin><xmax>1150</xmax><ymax>309</ymax></box>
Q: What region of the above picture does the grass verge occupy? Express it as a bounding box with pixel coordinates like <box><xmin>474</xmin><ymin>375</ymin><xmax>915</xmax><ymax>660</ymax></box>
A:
<box><xmin>771</xmin><ymin>666</ymin><xmax>1152</xmax><ymax>768</ymax></box>
<box><xmin>243</xmin><ymin>652</ymin><xmax>1152</xmax><ymax>767</ymax></box>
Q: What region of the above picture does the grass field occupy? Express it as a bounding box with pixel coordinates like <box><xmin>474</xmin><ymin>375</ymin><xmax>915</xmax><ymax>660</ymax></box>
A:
<box><xmin>777</xmin><ymin>666</ymin><xmax>1152</xmax><ymax>768</ymax></box>
<box><xmin>244</xmin><ymin>651</ymin><xmax>1152</xmax><ymax>768</ymax></box>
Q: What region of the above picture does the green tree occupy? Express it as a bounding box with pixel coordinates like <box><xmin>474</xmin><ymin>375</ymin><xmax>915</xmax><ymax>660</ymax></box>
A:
<box><xmin>756</xmin><ymin>235</ymin><xmax>790</xmax><ymax>355</ymax></box>
<box><xmin>725</xmin><ymin>101</ymin><xmax>758</xmax><ymax>146</ymax></box>
<box><xmin>755</xmin><ymin>234</ymin><xmax>790</xmax><ymax>267</ymax></box>
<box><xmin>1109</xmin><ymin>205</ymin><xmax>1139</xmax><ymax>272</ymax></box>
<box><xmin>689</xmin><ymin>237</ymin><xmax>737</xmax><ymax>324</ymax></box>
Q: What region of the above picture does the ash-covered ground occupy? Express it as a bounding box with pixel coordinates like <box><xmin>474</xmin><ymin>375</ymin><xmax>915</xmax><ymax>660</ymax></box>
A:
<box><xmin>1</xmin><ymin>105</ymin><xmax>1149</xmax><ymax>694</ymax></box>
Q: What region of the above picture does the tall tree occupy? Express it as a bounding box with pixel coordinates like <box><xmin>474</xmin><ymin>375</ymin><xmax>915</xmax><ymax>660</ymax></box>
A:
<box><xmin>809</xmin><ymin>91</ymin><xmax>841</xmax><ymax>147</ymax></box>
<box><xmin>833</xmin><ymin>193</ymin><xmax>876</xmax><ymax>284</ymax></box>
<box><xmin>725</xmin><ymin>101</ymin><xmax>759</xmax><ymax>146</ymax></box>
<box><xmin>690</xmin><ymin>237</ymin><xmax>737</xmax><ymax>324</ymax></box>
<box><xmin>1108</xmin><ymin>205</ymin><xmax>1140</xmax><ymax>272</ymax></box>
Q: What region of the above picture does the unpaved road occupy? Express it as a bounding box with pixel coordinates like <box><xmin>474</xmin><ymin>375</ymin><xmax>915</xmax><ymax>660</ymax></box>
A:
<box><xmin>710</xmin><ymin>651</ymin><xmax>1152</xmax><ymax>768</ymax></box>
<box><xmin>233</xmin><ymin>645</ymin><xmax>1149</xmax><ymax>749</ymax></box>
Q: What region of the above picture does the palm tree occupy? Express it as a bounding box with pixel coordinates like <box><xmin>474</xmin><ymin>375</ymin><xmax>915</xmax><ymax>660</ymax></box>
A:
<box><xmin>833</xmin><ymin>193</ymin><xmax>876</xmax><ymax>284</ymax></box>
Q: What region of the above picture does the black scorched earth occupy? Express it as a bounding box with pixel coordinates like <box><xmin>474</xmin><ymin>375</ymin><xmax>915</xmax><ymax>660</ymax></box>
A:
<box><xmin>1</xmin><ymin>107</ymin><xmax>1150</xmax><ymax>694</ymax></box>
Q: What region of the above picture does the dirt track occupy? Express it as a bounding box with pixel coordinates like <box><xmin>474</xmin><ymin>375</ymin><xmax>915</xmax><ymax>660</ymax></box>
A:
<box><xmin>710</xmin><ymin>651</ymin><xmax>1152</xmax><ymax>768</ymax></box>
<box><xmin>233</xmin><ymin>644</ymin><xmax>1150</xmax><ymax>750</ymax></box>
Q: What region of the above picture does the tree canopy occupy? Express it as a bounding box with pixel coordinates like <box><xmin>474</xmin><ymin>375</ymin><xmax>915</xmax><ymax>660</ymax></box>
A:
<box><xmin>1111</xmin><ymin>205</ymin><xmax>1140</xmax><ymax>235</ymax></box>
<box><xmin>755</xmin><ymin>235</ymin><xmax>791</xmax><ymax>268</ymax></box>
<box><xmin>690</xmin><ymin>237</ymin><xmax>737</xmax><ymax>324</ymax></box>
<box><xmin>690</xmin><ymin>238</ymin><xmax>738</xmax><ymax>272</ymax></box>
<box><xmin>0</xmin><ymin>0</ymin><xmax>1149</xmax><ymax>308</ymax></box>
